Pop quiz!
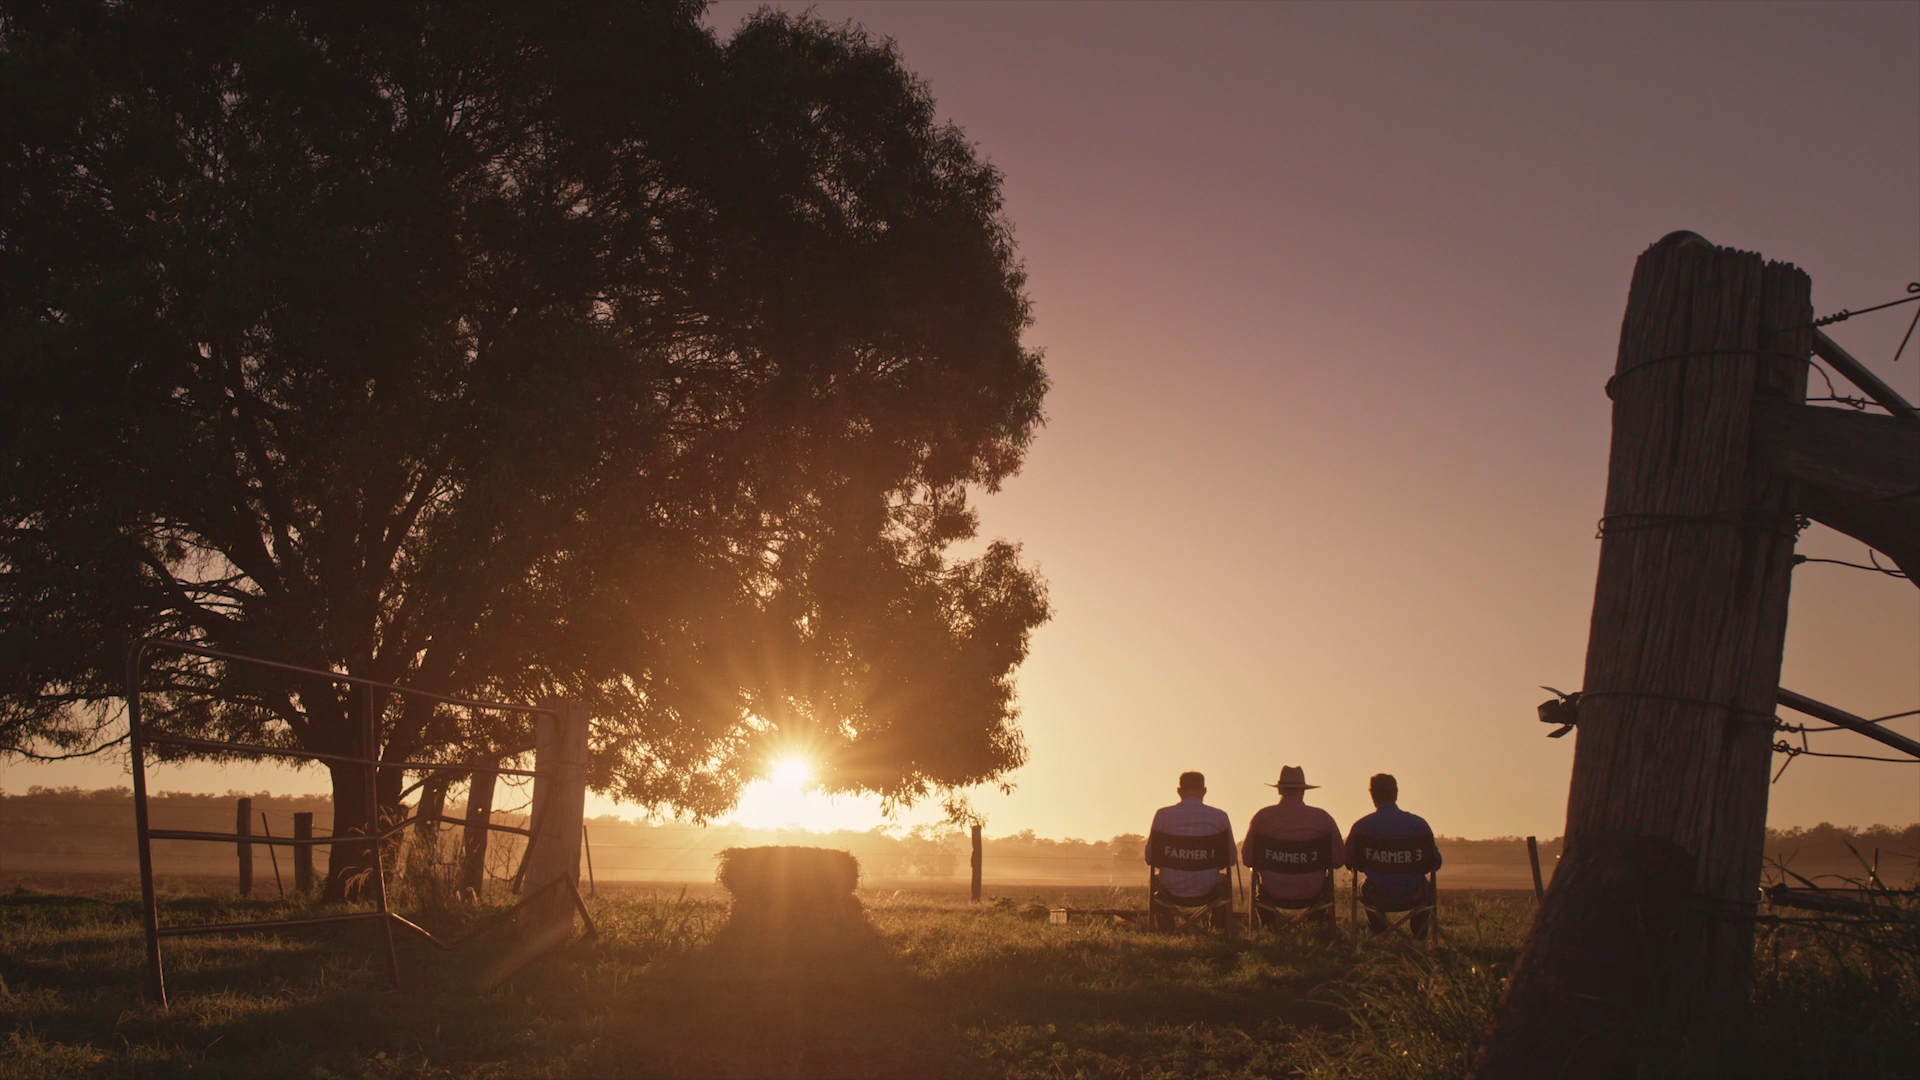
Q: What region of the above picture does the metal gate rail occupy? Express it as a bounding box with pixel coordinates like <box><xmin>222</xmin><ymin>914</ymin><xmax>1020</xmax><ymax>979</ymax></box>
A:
<box><xmin>127</xmin><ymin>637</ymin><xmax>556</xmax><ymax>1006</ymax></box>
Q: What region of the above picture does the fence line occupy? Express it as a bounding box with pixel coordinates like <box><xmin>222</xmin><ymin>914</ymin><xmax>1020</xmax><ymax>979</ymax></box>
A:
<box><xmin>122</xmin><ymin>637</ymin><xmax>577</xmax><ymax>1006</ymax></box>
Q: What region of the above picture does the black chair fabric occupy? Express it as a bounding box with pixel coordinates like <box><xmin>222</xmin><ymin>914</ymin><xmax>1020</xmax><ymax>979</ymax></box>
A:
<box><xmin>1244</xmin><ymin>833</ymin><xmax>1335</xmax><ymax>876</ymax></box>
<box><xmin>1145</xmin><ymin>829</ymin><xmax>1234</xmax><ymax>872</ymax></box>
<box><xmin>1347</xmin><ymin>832</ymin><xmax>1439</xmax><ymax>876</ymax></box>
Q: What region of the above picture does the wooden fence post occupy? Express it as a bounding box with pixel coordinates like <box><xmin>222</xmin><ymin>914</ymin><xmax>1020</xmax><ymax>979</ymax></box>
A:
<box><xmin>236</xmin><ymin>797</ymin><xmax>253</xmax><ymax>897</ymax></box>
<box><xmin>1526</xmin><ymin>837</ymin><xmax>1544</xmax><ymax>903</ymax></box>
<box><xmin>415</xmin><ymin>774</ymin><xmax>449</xmax><ymax>844</ymax></box>
<box><xmin>460</xmin><ymin>756</ymin><xmax>497</xmax><ymax>897</ymax></box>
<box><xmin>519</xmin><ymin>699</ymin><xmax>589</xmax><ymax>939</ymax></box>
<box><xmin>583</xmin><ymin>824</ymin><xmax>596</xmax><ymax>895</ymax></box>
<box><xmin>1474</xmin><ymin>233</ymin><xmax>1810</xmax><ymax>1078</ymax></box>
<box><xmin>971</xmin><ymin>824</ymin><xmax>983</xmax><ymax>902</ymax></box>
<box><xmin>294</xmin><ymin>812</ymin><xmax>314</xmax><ymax>893</ymax></box>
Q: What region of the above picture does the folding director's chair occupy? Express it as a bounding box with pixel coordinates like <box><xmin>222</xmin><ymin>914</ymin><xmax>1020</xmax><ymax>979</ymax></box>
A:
<box><xmin>1146</xmin><ymin>828</ymin><xmax>1236</xmax><ymax>932</ymax></box>
<box><xmin>1348</xmin><ymin>832</ymin><xmax>1440</xmax><ymax>942</ymax></box>
<box><xmin>1244</xmin><ymin>833</ymin><xmax>1336</xmax><ymax>932</ymax></box>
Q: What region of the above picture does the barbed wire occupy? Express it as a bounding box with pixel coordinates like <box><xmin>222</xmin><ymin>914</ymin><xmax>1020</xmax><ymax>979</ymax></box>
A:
<box><xmin>1795</xmin><ymin>552</ymin><xmax>1910</xmax><ymax>579</ymax></box>
<box><xmin>1806</xmin><ymin>282</ymin><xmax>1920</xmax><ymax>330</ymax></box>
<box><xmin>1805</xmin><ymin>360</ymin><xmax>1877</xmax><ymax>410</ymax></box>
<box><xmin>1771</xmin><ymin>703</ymin><xmax>1920</xmax><ymax>782</ymax></box>
<box><xmin>1781</xmin><ymin>706</ymin><xmax>1920</xmax><ymax>735</ymax></box>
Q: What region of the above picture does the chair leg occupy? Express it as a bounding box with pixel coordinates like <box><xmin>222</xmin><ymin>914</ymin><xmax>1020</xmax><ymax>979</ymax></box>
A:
<box><xmin>1429</xmin><ymin>872</ymin><xmax>1439</xmax><ymax>942</ymax></box>
<box><xmin>1349</xmin><ymin>870</ymin><xmax>1359</xmax><ymax>941</ymax></box>
<box><xmin>1360</xmin><ymin>903</ymin><xmax>1436</xmax><ymax>942</ymax></box>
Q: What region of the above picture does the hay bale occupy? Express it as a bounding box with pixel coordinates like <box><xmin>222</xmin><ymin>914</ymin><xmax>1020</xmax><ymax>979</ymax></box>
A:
<box><xmin>716</xmin><ymin>846</ymin><xmax>860</xmax><ymax>916</ymax></box>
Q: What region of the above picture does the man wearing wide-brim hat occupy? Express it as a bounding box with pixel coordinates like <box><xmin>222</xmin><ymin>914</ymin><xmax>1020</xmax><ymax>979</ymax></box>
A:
<box><xmin>1243</xmin><ymin>766</ymin><xmax>1345</xmax><ymax>926</ymax></box>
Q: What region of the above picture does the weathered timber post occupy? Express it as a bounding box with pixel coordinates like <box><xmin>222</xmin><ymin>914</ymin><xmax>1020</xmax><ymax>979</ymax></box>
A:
<box><xmin>1475</xmin><ymin>234</ymin><xmax>1810</xmax><ymax>1078</ymax></box>
<box><xmin>236</xmin><ymin>797</ymin><xmax>253</xmax><ymax>896</ymax></box>
<box><xmin>971</xmin><ymin>824</ymin><xmax>983</xmax><ymax>902</ymax></box>
<box><xmin>518</xmin><ymin>699</ymin><xmax>589</xmax><ymax>939</ymax></box>
<box><xmin>293</xmin><ymin>812</ymin><xmax>314</xmax><ymax>893</ymax></box>
<box><xmin>1526</xmin><ymin>836</ymin><xmax>1544</xmax><ymax>904</ymax></box>
<box><xmin>415</xmin><ymin>774</ymin><xmax>449</xmax><ymax>844</ymax></box>
<box><xmin>460</xmin><ymin>755</ymin><xmax>498</xmax><ymax>897</ymax></box>
<box><xmin>261</xmin><ymin>811</ymin><xmax>285</xmax><ymax>897</ymax></box>
<box><xmin>583</xmin><ymin>824</ymin><xmax>596</xmax><ymax>895</ymax></box>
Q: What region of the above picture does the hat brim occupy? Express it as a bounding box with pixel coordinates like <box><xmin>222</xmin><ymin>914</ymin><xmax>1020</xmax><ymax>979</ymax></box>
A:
<box><xmin>1267</xmin><ymin>781</ymin><xmax>1319</xmax><ymax>790</ymax></box>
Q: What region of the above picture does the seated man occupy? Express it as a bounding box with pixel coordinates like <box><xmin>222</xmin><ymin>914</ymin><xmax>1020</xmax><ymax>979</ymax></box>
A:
<box><xmin>1243</xmin><ymin>765</ymin><xmax>1344</xmax><ymax>928</ymax></box>
<box><xmin>1345</xmin><ymin>773</ymin><xmax>1442</xmax><ymax>939</ymax></box>
<box><xmin>1144</xmin><ymin>770</ymin><xmax>1237</xmax><ymax>930</ymax></box>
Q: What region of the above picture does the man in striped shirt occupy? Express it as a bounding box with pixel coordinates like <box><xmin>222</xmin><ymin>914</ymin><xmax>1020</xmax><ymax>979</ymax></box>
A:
<box><xmin>1144</xmin><ymin>771</ymin><xmax>1237</xmax><ymax>929</ymax></box>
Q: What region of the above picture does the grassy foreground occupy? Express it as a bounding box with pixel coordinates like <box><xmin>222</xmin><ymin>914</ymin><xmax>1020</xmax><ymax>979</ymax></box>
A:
<box><xmin>1</xmin><ymin>883</ymin><xmax>1915</xmax><ymax>1079</ymax></box>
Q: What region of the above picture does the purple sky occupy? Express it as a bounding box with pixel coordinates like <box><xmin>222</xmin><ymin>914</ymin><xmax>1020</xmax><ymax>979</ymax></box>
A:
<box><xmin>9</xmin><ymin>2</ymin><xmax>1915</xmax><ymax>841</ymax></box>
<box><xmin>710</xmin><ymin>0</ymin><xmax>1920</xmax><ymax>839</ymax></box>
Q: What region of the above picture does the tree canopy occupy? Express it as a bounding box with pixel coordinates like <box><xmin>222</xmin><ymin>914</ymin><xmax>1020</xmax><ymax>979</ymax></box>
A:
<box><xmin>0</xmin><ymin>1</ymin><xmax>1049</xmax><ymax>831</ymax></box>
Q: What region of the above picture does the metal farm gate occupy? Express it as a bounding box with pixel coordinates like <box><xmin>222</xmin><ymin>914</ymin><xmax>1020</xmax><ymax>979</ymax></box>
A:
<box><xmin>125</xmin><ymin>638</ymin><xmax>592</xmax><ymax>1005</ymax></box>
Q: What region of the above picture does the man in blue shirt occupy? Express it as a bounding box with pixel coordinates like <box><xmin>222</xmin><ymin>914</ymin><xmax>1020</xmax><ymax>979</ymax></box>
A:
<box><xmin>1345</xmin><ymin>773</ymin><xmax>1441</xmax><ymax>939</ymax></box>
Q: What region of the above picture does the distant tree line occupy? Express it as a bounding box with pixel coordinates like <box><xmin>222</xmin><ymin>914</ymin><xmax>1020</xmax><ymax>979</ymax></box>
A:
<box><xmin>10</xmin><ymin>787</ymin><xmax>1913</xmax><ymax>887</ymax></box>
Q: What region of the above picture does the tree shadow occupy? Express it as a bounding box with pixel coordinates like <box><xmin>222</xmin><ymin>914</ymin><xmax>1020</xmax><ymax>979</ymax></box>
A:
<box><xmin>615</xmin><ymin>902</ymin><xmax>956</xmax><ymax>1079</ymax></box>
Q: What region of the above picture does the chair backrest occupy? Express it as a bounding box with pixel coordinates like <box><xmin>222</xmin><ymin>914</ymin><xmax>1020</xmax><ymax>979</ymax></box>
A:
<box><xmin>1145</xmin><ymin>829</ymin><xmax>1234</xmax><ymax>872</ymax></box>
<box><xmin>1348</xmin><ymin>832</ymin><xmax>1440</xmax><ymax>877</ymax></box>
<box><xmin>1244</xmin><ymin>833</ymin><xmax>1335</xmax><ymax>876</ymax></box>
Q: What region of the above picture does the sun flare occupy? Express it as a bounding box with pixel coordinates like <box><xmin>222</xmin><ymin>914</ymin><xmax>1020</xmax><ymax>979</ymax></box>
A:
<box><xmin>770</xmin><ymin>756</ymin><xmax>813</xmax><ymax>789</ymax></box>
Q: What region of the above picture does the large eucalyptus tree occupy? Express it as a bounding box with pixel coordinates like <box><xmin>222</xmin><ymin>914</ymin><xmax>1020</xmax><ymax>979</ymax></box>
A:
<box><xmin>0</xmin><ymin>1</ymin><xmax>1049</xmax><ymax>896</ymax></box>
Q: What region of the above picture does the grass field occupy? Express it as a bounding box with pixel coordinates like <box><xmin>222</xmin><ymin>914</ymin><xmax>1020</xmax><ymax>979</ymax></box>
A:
<box><xmin>2</xmin><ymin>880</ymin><xmax>1916</xmax><ymax>1079</ymax></box>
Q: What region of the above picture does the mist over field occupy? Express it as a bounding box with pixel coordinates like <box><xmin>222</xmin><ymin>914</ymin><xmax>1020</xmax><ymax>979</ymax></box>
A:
<box><xmin>7</xmin><ymin>787</ymin><xmax>1913</xmax><ymax>894</ymax></box>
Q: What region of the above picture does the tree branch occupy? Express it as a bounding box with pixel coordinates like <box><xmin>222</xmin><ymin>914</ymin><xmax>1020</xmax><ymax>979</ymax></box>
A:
<box><xmin>1</xmin><ymin>733</ymin><xmax>130</xmax><ymax>760</ymax></box>
<box><xmin>133</xmin><ymin>542</ymin><xmax>239</xmax><ymax>636</ymax></box>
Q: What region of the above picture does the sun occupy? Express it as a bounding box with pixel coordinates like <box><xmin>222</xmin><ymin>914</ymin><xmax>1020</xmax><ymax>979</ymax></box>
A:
<box><xmin>730</xmin><ymin>752</ymin><xmax>949</xmax><ymax>832</ymax></box>
<box><xmin>770</xmin><ymin>756</ymin><xmax>813</xmax><ymax>790</ymax></box>
<box><xmin>724</xmin><ymin>753</ymin><xmax>886</xmax><ymax>831</ymax></box>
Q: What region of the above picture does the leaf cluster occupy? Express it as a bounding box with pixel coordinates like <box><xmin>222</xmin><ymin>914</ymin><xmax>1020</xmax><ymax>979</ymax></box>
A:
<box><xmin>0</xmin><ymin>0</ymin><xmax>1050</xmax><ymax>817</ymax></box>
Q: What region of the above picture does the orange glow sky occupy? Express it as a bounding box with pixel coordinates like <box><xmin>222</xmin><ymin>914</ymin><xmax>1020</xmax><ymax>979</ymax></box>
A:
<box><xmin>7</xmin><ymin>3</ymin><xmax>1916</xmax><ymax>841</ymax></box>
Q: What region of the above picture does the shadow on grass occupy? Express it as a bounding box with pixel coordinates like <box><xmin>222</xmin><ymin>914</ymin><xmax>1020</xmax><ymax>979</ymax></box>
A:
<box><xmin>609</xmin><ymin>902</ymin><xmax>953</xmax><ymax>1079</ymax></box>
<box><xmin>0</xmin><ymin>889</ymin><xmax>1534</xmax><ymax>1080</ymax></box>
<box><xmin>895</xmin><ymin>908</ymin><xmax>1354</xmax><ymax>1027</ymax></box>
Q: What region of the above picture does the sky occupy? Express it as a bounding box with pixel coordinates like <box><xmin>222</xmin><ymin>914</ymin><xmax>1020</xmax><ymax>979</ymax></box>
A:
<box><xmin>7</xmin><ymin>2</ymin><xmax>1917</xmax><ymax>843</ymax></box>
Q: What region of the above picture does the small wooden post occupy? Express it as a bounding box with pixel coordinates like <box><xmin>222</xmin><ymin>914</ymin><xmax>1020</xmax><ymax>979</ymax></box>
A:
<box><xmin>261</xmin><ymin>812</ymin><xmax>285</xmax><ymax>898</ymax></box>
<box><xmin>519</xmin><ymin>700</ymin><xmax>589</xmax><ymax>938</ymax></box>
<box><xmin>970</xmin><ymin>824</ymin><xmax>983</xmax><ymax>902</ymax></box>
<box><xmin>415</xmin><ymin>774</ymin><xmax>449</xmax><ymax>843</ymax></box>
<box><xmin>293</xmin><ymin>812</ymin><xmax>314</xmax><ymax>893</ymax></box>
<box><xmin>1527</xmin><ymin>837</ymin><xmax>1544</xmax><ymax>903</ymax></box>
<box><xmin>235</xmin><ymin>797</ymin><xmax>253</xmax><ymax>896</ymax></box>
<box><xmin>1474</xmin><ymin>234</ymin><xmax>1810</xmax><ymax>1079</ymax></box>
<box><xmin>460</xmin><ymin>756</ymin><xmax>498</xmax><ymax>897</ymax></box>
<box><xmin>583</xmin><ymin>824</ymin><xmax>598</xmax><ymax>895</ymax></box>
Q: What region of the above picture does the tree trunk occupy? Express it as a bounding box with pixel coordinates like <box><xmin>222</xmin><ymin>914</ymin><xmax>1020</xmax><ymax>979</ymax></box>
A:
<box><xmin>322</xmin><ymin>759</ymin><xmax>377</xmax><ymax>902</ymax></box>
<box><xmin>320</xmin><ymin>688</ymin><xmax>406</xmax><ymax>901</ymax></box>
<box><xmin>461</xmin><ymin>756</ymin><xmax>499</xmax><ymax>897</ymax></box>
<box><xmin>1474</xmin><ymin>235</ymin><xmax>1809</xmax><ymax>1077</ymax></box>
<box><xmin>518</xmin><ymin>700</ymin><xmax>589</xmax><ymax>938</ymax></box>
